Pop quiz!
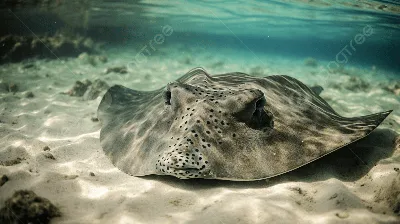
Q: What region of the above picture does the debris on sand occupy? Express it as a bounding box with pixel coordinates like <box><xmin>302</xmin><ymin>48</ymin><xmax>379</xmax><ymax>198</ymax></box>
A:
<box><xmin>381</xmin><ymin>81</ymin><xmax>400</xmax><ymax>96</ymax></box>
<box><xmin>65</xmin><ymin>79</ymin><xmax>109</xmax><ymax>100</ymax></box>
<box><xmin>83</xmin><ymin>79</ymin><xmax>109</xmax><ymax>100</ymax></box>
<box><xmin>210</xmin><ymin>61</ymin><xmax>224</xmax><ymax>69</ymax></box>
<box><xmin>0</xmin><ymin>190</ymin><xmax>61</xmax><ymax>224</ymax></box>
<box><xmin>345</xmin><ymin>76</ymin><xmax>370</xmax><ymax>91</ymax></box>
<box><xmin>250</xmin><ymin>66</ymin><xmax>264</xmax><ymax>76</ymax></box>
<box><xmin>0</xmin><ymin>175</ymin><xmax>8</xmax><ymax>187</ymax></box>
<box><xmin>0</xmin><ymin>157</ymin><xmax>24</xmax><ymax>166</ymax></box>
<box><xmin>66</xmin><ymin>79</ymin><xmax>92</xmax><ymax>97</ymax></box>
<box><xmin>329</xmin><ymin>76</ymin><xmax>370</xmax><ymax>92</ymax></box>
<box><xmin>105</xmin><ymin>66</ymin><xmax>128</xmax><ymax>74</ymax></box>
<box><xmin>25</xmin><ymin>91</ymin><xmax>35</xmax><ymax>98</ymax></box>
<box><xmin>304</xmin><ymin>57</ymin><xmax>318</xmax><ymax>67</ymax></box>
<box><xmin>335</xmin><ymin>211</ymin><xmax>349</xmax><ymax>219</ymax></box>
<box><xmin>22</xmin><ymin>63</ymin><xmax>36</xmax><ymax>69</ymax></box>
<box><xmin>43</xmin><ymin>152</ymin><xmax>56</xmax><ymax>160</ymax></box>
<box><xmin>98</xmin><ymin>55</ymin><xmax>108</xmax><ymax>63</ymax></box>
<box><xmin>1</xmin><ymin>82</ymin><xmax>19</xmax><ymax>93</ymax></box>
<box><xmin>77</xmin><ymin>53</ymin><xmax>107</xmax><ymax>66</ymax></box>
<box><xmin>78</xmin><ymin>52</ymin><xmax>97</xmax><ymax>66</ymax></box>
<box><xmin>374</xmin><ymin>176</ymin><xmax>400</xmax><ymax>216</ymax></box>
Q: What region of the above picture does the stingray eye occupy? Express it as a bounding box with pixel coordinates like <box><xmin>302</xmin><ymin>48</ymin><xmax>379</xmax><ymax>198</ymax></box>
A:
<box><xmin>164</xmin><ymin>90</ymin><xmax>172</xmax><ymax>105</ymax></box>
<box><xmin>253</xmin><ymin>96</ymin><xmax>266</xmax><ymax>117</ymax></box>
<box><xmin>255</xmin><ymin>96</ymin><xmax>266</xmax><ymax>111</ymax></box>
<box><xmin>233</xmin><ymin>94</ymin><xmax>273</xmax><ymax>131</ymax></box>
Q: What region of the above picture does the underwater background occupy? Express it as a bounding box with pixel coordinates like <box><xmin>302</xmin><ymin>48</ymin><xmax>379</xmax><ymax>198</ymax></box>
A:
<box><xmin>0</xmin><ymin>0</ymin><xmax>400</xmax><ymax>223</ymax></box>
<box><xmin>3</xmin><ymin>0</ymin><xmax>400</xmax><ymax>72</ymax></box>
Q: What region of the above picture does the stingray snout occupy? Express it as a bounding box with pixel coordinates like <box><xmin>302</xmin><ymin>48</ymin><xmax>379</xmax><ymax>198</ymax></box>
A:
<box><xmin>156</xmin><ymin>146</ymin><xmax>210</xmax><ymax>179</ymax></box>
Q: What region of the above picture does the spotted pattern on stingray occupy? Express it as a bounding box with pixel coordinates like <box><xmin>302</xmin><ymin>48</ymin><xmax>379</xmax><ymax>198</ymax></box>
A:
<box><xmin>97</xmin><ymin>67</ymin><xmax>392</xmax><ymax>181</ymax></box>
<box><xmin>153</xmin><ymin>74</ymin><xmax>273</xmax><ymax>179</ymax></box>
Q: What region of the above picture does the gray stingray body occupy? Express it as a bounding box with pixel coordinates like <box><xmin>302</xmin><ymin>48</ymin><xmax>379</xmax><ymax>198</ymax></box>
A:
<box><xmin>97</xmin><ymin>68</ymin><xmax>392</xmax><ymax>181</ymax></box>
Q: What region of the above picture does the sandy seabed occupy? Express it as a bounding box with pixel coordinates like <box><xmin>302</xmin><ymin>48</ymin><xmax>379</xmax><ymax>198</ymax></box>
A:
<box><xmin>0</xmin><ymin>44</ymin><xmax>399</xmax><ymax>224</ymax></box>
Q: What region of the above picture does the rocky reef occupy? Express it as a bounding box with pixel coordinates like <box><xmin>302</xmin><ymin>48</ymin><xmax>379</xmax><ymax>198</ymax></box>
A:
<box><xmin>0</xmin><ymin>33</ymin><xmax>99</xmax><ymax>63</ymax></box>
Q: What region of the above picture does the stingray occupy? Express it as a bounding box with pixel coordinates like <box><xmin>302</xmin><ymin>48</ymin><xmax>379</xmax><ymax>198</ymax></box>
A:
<box><xmin>97</xmin><ymin>67</ymin><xmax>392</xmax><ymax>181</ymax></box>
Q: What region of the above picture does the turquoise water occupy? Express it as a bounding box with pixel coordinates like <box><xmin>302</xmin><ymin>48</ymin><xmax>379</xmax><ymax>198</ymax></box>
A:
<box><xmin>84</xmin><ymin>0</ymin><xmax>400</xmax><ymax>72</ymax></box>
<box><xmin>3</xmin><ymin>0</ymin><xmax>399</xmax><ymax>72</ymax></box>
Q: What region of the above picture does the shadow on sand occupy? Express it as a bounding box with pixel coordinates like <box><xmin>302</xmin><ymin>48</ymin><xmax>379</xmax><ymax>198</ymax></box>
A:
<box><xmin>141</xmin><ymin>128</ymin><xmax>399</xmax><ymax>190</ymax></box>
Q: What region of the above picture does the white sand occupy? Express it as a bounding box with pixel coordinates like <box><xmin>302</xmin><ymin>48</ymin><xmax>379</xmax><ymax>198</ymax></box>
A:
<box><xmin>0</xmin><ymin>44</ymin><xmax>399</xmax><ymax>224</ymax></box>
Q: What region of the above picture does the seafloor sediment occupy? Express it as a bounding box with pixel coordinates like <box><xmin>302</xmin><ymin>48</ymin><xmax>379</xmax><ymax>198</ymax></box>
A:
<box><xmin>0</xmin><ymin>43</ymin><xmax>399</xmax><ymax>223</ymax></box>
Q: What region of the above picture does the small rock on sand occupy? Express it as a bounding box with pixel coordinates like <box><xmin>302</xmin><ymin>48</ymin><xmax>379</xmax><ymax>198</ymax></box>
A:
<box><xmin>43</xmin><ymin>152</ymin><xmax>56</xmax><ymax>160</ymax></box>
<box><xmin>330</xmin><ymin>76</ymin><xmax>370</xmax><ymax>92</ymax></box>
<box><xmin>250</xmin><ymin>66</ymin><xmax>264</xmax><ymax>76</ymax></box>
<box><xmin>381</xmin><ymin>81</ymin><xmax>400</xmax><ymax>96</ymax></box>
<box><xmin>210</xmin><ymin>61</ymin><xmax>224</xmax><ymax>69</ymax></box>
<box><xmin>66</xmin><ymin>80</ymin><xmax>92</xmax><ymax>97</ymax></box>
<box><xmin>0</xmin><ymin>175</ymin><xmax>9</xmax><ymax>187</ymax></box>
<box><xmin>25</xmin><ymin>91</ymin><xmax>34</xmax><ymax>98</ymax></box>
<box><xmin>66</xmin><ymin>79</ymin><xmax>109</xmax><ymax>100</ymax></box>
<box><xmin>0</xmin><ymin>157</ymin><xmax>24</xmax><ymax>166</ymax></box>
<box><xmin>98</xmin><ymin>55</ymin><xmax>108</xmax><ymax>63</ymax></box>
<box><xmin>335</xmin><ymin>211</ymin><xmax>349</xmax><ymax>219</ymax></box>
<box><xmin>83</xmin><ymin>79</ymin><xmax>109</xmax><ymax>100</ymax></box>
<box><xmin>22</xmin><ymin>63</ymin><xmax>35</xmax><ymax>69</ymax></box>
<box><xmin>7</xmin><ymin>83</ymin><xmax>18</xmax><ymax>93</ymax></box>
<box><xmin>105</xmin><ymin>66</ymin><xmax>128</xmax><ymax>74</ymax></box>
<box><xmin>0</xmin><ymin>190</ymin><xmax>61</xmax><ymax>224</ymax></box>
<box><xmin>78</xmin><ymin>52</ymin><xmax>97</xmax><ymax>66</ymax></box>
<box><xmin>64</xmin><ymin>175</ymin><xmax>79</xmax><ymax>180</ymax></box>
<box><xmin>304</xmin><ymin>57</ymin><xmax>318</xmax><ymax>67</ymax></box>
<box><xmin>329</xmin><ymin>193</ymin><xmax>338</xmax><ymax>200</ymax></box>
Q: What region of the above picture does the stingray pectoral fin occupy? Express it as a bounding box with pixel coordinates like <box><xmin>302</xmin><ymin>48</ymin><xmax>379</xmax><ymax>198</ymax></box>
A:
<box><xmin>299</xmin><ymin>109</ymin><xmax>393</xmax><ymax>171</ymax></box>
<box><xmin>98</xmin><ymin>85</ymin><xmax>162</xmax><ymax>123</ymax></box>
<box><xmin>256</xmin><ymin>109</ymin><xmax>394</xmax><ymax>181</ymax></box>
<box><xmin>311</xmin><ymin>110</ymin><xmax>394</xmax><ymax>161</ymax></box>
<box><xmin>335</xmin><ymin>110</ymin><xmax>392</xmax><ymax>132</ymax></box>
<box><xmin>253</xmin><ymin>76</ymin><xmax>393</xmax><ymax>180</ymax></box>
<box><xmin>98</xmin><ymin>85</ymin><xmax>152</xmax><ymax>112</ymax></box>
<box><xmin>97</xmin><ymin>85</ymin><xmax>164</xmax><ymax>176</ymax></box>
